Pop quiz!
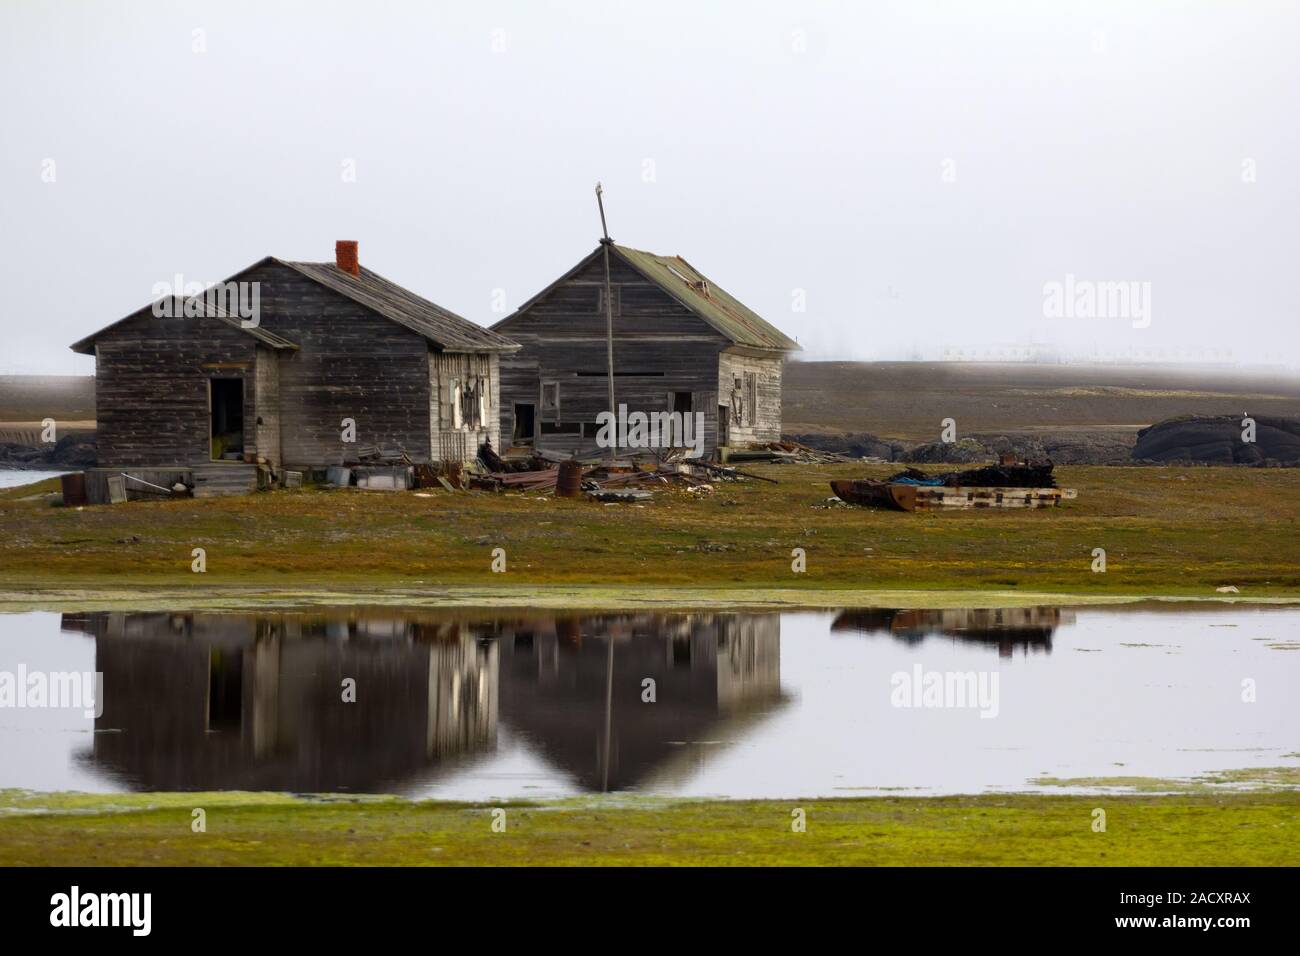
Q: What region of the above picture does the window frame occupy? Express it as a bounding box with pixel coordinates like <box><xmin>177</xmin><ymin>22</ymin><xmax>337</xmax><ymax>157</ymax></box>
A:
<box><xmin>540</xmin><ymin>380</ymin><xmax>560</xmax><ymax>423</ymax></box>
<box><xmin>596</xmin><ymin>284</ymin><xmax>621</xmax><ymax>317</ymax></box>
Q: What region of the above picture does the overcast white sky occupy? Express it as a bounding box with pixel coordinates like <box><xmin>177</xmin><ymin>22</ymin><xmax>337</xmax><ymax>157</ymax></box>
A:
<box><xmin>2</xmin><ymin>0</ymin><xmax>1298</xmax><ymax>374</ymax></box>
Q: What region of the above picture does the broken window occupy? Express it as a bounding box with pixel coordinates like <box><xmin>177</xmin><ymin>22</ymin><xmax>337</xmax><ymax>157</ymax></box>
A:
<box><xmin>461</xmin><ymin>379</ymin><xmax>479</xmax><ymax>429</ymax></box>
<box><xmin>450</xmin><ymin>376</ymin><xmax>488</xmax><ymax>430</ymax></box>
<box><xmin>540</xmin><ymin>421</ymin><xmax>581</xmax><ymax>435</ymax></box>
<box><xmin>726</xmin><ymin>372</ymin><xmax>758</xmax><ymax>427</ymax></box>
<box><xmin>541</xmin><ymin>381</ymin><xmax>560</xmax><ymax>423</ymax></box>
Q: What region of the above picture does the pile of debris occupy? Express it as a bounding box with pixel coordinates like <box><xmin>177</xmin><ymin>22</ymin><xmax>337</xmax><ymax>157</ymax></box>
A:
<box><xmin>884</xmin><ymin>461</ymin><xmax>1057</xmax><ymax>489</ymax></box>
<box><xmin>785</xmin><ymin>432</ymin><xmax>908</xmax><ymax>461</ymax></box>
<box><xmin>477</xmin><ymin>443</ymin><xmax>553</xmax><ymax>474</ymax></box>
<box><xmin>317</xmin><ymin>438</ymin><xmax>779</xmax><ymax>502</ymax></box>
<box><xmin>471</xmin><ymin>467</ymin><xmax>560</xmax><ymax>493</ymax></box>
<box><xmin>326</xmin><ymin>444</ymin><xmax>478</xmax><ymax>492</ymax></box>
<box><xmin>725</xmin><ymin>440</ymin><xmax>853</xmax><ymax>464</ymax></box>
<box><xmin>469</xmin><ymin>443</ymin><xmax>773</xmax><ymax>501</ymax></box>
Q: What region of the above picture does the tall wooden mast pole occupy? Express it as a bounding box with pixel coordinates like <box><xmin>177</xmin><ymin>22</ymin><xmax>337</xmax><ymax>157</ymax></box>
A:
<box><xmin>596</xmin><ymin>182</ymin><xmax>616</xmax><ymax>463</ymax></box>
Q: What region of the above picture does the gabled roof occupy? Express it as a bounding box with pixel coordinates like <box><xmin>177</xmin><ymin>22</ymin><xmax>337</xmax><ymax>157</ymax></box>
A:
<box><xmin>71</xmin><ymin>256</ymin><xmax>518</xmax><ymax>356</ymax></box>
<box><xmin>494</xmin><ymin>243</ymin><xmax>801</xmax><ymax>353</ymax></box>
<box><xmin>612</xmin><ymin>245</ymin><xmax>800</xmax><ymax>352</ymax></box>
<box><xmin>70</xmin><ymin>293</ymin><xmax>299</xmax><ymax>355</ymax></box>
<box><xmin>278</xmin><ymin>259</ymin><xmax>517</xmax><ymax>353</ymax></box>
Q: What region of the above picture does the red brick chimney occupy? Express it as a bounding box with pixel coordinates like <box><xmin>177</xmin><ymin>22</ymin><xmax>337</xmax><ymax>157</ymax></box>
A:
<box><xmin>335</xmin><ymin>240</ymin><xmax>359</xmax><ymax>276</ymax></box>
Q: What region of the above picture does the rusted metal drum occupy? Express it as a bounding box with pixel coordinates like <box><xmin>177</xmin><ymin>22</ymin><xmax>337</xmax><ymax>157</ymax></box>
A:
<box><xmin>556</xmin><ymin>459</ymin><xmax>584</xmax><ymax>498</ymax></box>
<box><xmin>60</xmin><ymin>472</ymin><xmax>87</xmax><ymax>506</ymax></box>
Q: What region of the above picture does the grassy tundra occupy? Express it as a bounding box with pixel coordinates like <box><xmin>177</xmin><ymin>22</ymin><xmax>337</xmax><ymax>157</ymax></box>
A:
<box><xmin>1</xmin><ymin>463</ymin><xmax>1299</xmax><ymax>599</ymax></box>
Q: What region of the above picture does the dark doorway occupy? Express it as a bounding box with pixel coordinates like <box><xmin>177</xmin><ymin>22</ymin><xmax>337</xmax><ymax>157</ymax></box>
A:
<box><xmin>512</xmin><ymin>403</ymin><xmax>535</xmax><ymax>444</ymax></box>
<box><xmin>209</xmin><ymin>378</ymin><xmax>245</xmax><ymax>461</ymax></box>
<box><xmin>207</xmin><ymin>648</ymin><xmax>243</xmax><ymax>732</ymax></box>
<box><xmin>718</xmin><ymin>405</ymin><xmax>730</xmax><ymax>447</ymax></box>
<box><xmin>671</xmin><ymin>391</ymin><xmax>693</xmax><ymax>414</ymax></box>
<box><xmin>672</xmin><ymin>635</ymin><xmax>692</xmax><ymax>667</ymax></box>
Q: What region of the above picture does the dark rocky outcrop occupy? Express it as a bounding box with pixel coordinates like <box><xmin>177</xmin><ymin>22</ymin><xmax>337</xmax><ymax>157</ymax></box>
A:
<box><xmin>1034</xmin><ymin>432</ymin><xmax>1136</xmax><ymax>465</ymax></box>
<box><xmin>975</xmin><ymin>432</ymin><xmax>1136</xmax><ymax>465</ymax></box>
<box><xmin>790</xmin><ymin>430</ymin><xmax>1137</xmax><ymax>465</ymax></box>
<box><xmin>901</xmin><ymin>438</ymin><xmax>987</xmax><ymax>464</ymax></box>
<box><xmin>1133</xmin><ymin>415</ymin><xmax>1300</xmax><ymax>465</ymax></box>
<box><xmin>0</xmin><ymin>433</ymin><xmax>96</xmax><ymax>469</ymax></box>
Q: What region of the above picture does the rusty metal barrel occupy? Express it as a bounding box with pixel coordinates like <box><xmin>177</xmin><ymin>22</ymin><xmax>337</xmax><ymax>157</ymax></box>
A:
<box><xmin>60</xmin><ymin>472</ymin><xmax>87</xmax><ymax>506</ymax></box>
<box><xmin>556</xmin><ymin>459</ymin><xmax>584</xmax><ymax>498</ymax></box>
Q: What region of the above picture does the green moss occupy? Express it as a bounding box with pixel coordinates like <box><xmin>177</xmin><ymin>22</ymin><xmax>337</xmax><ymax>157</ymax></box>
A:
<box><xmin>1</xmin><ymin>789</ymin><xmax>1296</xmax><ymax>866</ymax></box>
<box><xmin>1030</xmin><ymin>766</ymin><xmax>1300</xmax><ymax>792</ymax></box>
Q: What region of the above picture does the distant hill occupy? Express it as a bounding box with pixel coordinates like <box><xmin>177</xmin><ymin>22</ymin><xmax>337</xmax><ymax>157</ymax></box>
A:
<box><xmin>0</xmin><ymin>376</ymin><xmax>95</xmax><ymax>424</ymax></box>
<box><xmin>783</xmin><ymin>361</ymin><xmax>1300</xmax><ymax>442</ymax></box>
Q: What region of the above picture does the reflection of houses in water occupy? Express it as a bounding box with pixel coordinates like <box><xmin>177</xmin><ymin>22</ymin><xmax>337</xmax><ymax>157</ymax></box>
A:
<box><xmin>830</xmin><ymin>607</ymin><xmax>1070</xmax><ymax>657</ymax></box>
<box><xmin>60</xmin><ymin>612</ymin><xmax>498</xmax><ymax>792</ymax></box>
<box><xmin>57</xmin><ymin>609</ymin><xmax>785</xmax><ymax>795</ymax></box>
<box><xmin>475</xmin><ymin>613</ymin><xmax>785</xmax><ymax>792</ymax></box>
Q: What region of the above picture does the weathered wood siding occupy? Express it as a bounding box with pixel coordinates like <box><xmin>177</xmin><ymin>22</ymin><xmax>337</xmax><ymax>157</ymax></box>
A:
<box><xmin>253</xmin><ymin>344</ymin><xmax>282</xmax><ymax>469</ymax></box>
<box><xmin>429</xmin><ymin>352</ymin><xmax>501</xmax><ymax>462</ymax></box>
<box><xmin>718</xmin><ymin>350</ymin><xmax>784</xmax><ymax>445</ymax></box>
<box><xmin>91</xmin><ymin>310</ymin><xmax>259</xmax><ymax>467</ymax></box>
<box><xmin>240</xmin><ymin>261</ymin><xmax>433</xmax><ymax>467</ymax></box>
<box><xmin>496</xmin><ymin>255</ymin><xmax>732</xmax><ymax>456</ymax></box>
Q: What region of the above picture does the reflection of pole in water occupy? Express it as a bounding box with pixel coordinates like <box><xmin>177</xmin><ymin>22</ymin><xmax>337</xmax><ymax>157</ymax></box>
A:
<box><xmin>601</xmin><ymin>635</ymin><xmax>614</xmax><ymax>793</ymax></box>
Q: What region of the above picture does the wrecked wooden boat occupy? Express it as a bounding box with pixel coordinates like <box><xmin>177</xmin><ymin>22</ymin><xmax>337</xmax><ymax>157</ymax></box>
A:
<box><xmin>831</xmin><ymin>462</ymin><xmax>1077</xmax><ymax>512</ymax></box>
<box><xmin>831</xmin><ymin>478</ymin><xmax>909</xmax><ymax>510</ymax></box>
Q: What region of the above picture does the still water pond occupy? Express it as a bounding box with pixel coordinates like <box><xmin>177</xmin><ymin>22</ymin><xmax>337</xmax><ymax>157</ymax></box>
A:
<box><xmin>0</xmin><ymin>469</ymin><xmax>66</xmax><ymax>490</ymax></box>
<box><xmin>1</xmin><ymin>605</ymin><xmax>1296</xmax><ymax>798</ymax></box>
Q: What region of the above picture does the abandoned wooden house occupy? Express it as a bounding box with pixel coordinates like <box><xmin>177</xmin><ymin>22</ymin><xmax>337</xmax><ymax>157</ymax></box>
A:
<box><xmin>491</xmin><ymin>243</ymin><xmax>800</xmax><ymax>459</ymax></box>
<box><xmin>70</xmin><ymin>241</ymin><xmax>518</xmax><ymax>500</ymax></box>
